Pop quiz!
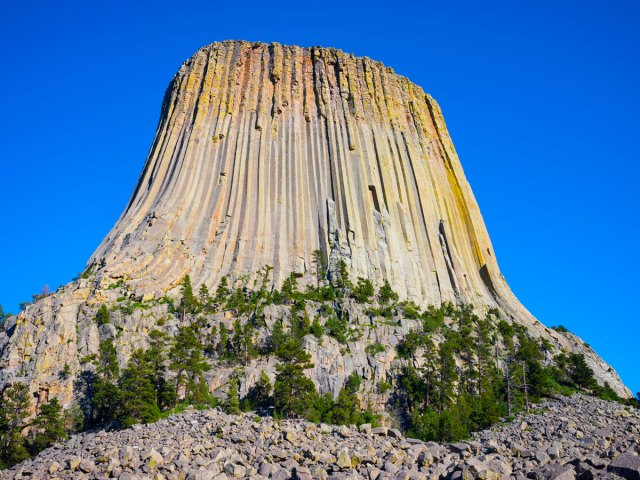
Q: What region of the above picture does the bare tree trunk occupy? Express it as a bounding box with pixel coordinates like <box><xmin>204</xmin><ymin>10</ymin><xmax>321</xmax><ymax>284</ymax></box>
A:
<box><xmin>522</xmin><ymin>360</ymin><xmax>530</xmax><ymax>413</ymax></box>
<box><xmin>506</xmin><ymin>361</ymin><xmax>512</xmax><ymax>417</ymax></box>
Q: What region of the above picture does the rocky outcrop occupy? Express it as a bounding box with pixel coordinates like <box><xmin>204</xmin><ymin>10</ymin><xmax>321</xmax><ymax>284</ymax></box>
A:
<box><xmin>3</xmin><ymin>395</ymin><xmax>639</xmax><ymax>479</ymax></box>
<box><xmin>0</xmin><ymin>40</ymin><xmax>632</xmax><ymax>404</ymax></box>
<box><xmin>88</xmin><ymin>40</ymin><xmax>531</xmax><ymax>317</ymax></box>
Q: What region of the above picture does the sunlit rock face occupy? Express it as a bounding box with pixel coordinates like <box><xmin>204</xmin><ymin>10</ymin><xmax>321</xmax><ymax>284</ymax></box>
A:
<box><xmin>91</xmin><ymin>41</ymin><xmax>515</xmax><ymax>311</ymax></box>
<box><xmin>0</xmin><ymin>41</ymin><xmax>631</xmax><ymax>405</ymax></box>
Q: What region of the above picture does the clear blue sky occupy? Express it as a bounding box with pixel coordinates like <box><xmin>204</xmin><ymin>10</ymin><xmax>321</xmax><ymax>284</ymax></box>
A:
<box><xmin>1</xmin><ymin>1</ymin><xmax>638</xmax><ymax>395</ymax></box>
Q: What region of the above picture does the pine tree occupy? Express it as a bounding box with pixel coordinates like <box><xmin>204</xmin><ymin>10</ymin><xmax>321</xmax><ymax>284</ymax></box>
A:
<box><xmin>0</xmin><ymin>383</ymin><xmax>31</xmax><ymax>468</ymax></box>
<box><xmin>92</xmin><ymin>338</ymin><xmax>121</xmax><ymax>425</ymax></box>
<box><xmin>267</xmin><ymin>320</ymin><xmax>287</xmax><ymax>354</ymax></box>
<box><xmin>118</xmin><ymin>350</ymin><xmax>161</xmax><ymax>427</ymax></box>
<box><xmin>352</xmin><ymin>278</ymin><xmax>374</xmax><ymax>303</ymax></box>
<box><xmin>29</xmin><ymin>398</ymin><xmax>67</xmax><ymax>454</ymax></box>
<box><xmin>568</xmin><ymin>353</ymin><xmax>597</xmax><ymax>390</ymax></box>
<box><xmin>180</xmin><ymin>275</ymin><xmax>198</xmax><ymax>317</ymax></box>
<box><xmin>214</xmin><ymin>276</ymin><xmax>229</xmax><ymax>305</ymax></box>
<box><xmin>198</xmin><ymin>284</ymin><xmax>211</xmax><ymax>312</ymax></box>
<box><xmin>169</xmin><ymin>325</ymin><xmax>209</xmax><ymax>402</ymax></box>
<box><xmin>310</xmin><ymin>316</ymin><xmax>324</xmax><ymax>339</ymax></box>
<box><xmin>243</xmin><ymin>370</ymin><xmax>272</xmax><ymax>412</ymax></box>
<box><xmin>218</xmin><ymin>323</ymin><xmax>230</xmax><ymax>359</ymax></box>
<box><xmin>273</xmin><ymin>341</ymin><xmax>316</xmax><ymax>418</ymax></box>
<box><xmin>311</xmin><ymin>249</ymin><xmax>327</xmax><ymax>286</ymax></box>
<box><xmin>223</xmin><ymin>377</ymin><xmax>241</xmax><ymax>415</ymax></box>
<box><xmin>145</xmin><ymin>329</ymin><xmax>176</xmax><ymax>409</ymax></box>
<box><xmin>231</xmin><ymin>319</ymin><xmax>257</xmax><ymax>365</ymax></box>
<box><xmin>334</xmin><ymin>259</ymin><xmax>352</xmax><ymax>292</ymax></box>
<box><xmin>95</xmin><ymin>304</ymin><xmax>110</xmax><ymax>326</ymax></box>
<box><xmin>378</xmin><ymin>279</ymin><xmax>399</xmax><ymax>304</ymax></box>
<box><xmin>281</xmin><ymin>272</ymin><xmax>299</xmax><ymax>303</ymax></box>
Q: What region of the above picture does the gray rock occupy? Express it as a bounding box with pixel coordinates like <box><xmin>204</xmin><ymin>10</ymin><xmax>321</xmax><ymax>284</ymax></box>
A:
<box><xmin>607</xmin><ymin>452</ymin><xmax>640</xmax><ymax>480</ymax></box>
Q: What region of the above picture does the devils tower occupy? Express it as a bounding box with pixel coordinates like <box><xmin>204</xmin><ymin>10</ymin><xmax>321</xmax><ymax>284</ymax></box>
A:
<box><xmin>0</xmin><ymin>40</ymin><xmax>630</xmax><ymax>415</ymax></box>
<box><xmin>93</xmin><ymin>41</ymin><xmax>527</xmax><ymax>315</ymax></box>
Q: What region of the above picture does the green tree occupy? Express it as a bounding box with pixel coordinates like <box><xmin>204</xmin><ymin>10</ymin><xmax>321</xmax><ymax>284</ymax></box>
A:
<box><xmin>214</xmin><ymin>276</ymin><xmax>230</xmax><ymax>305</ymax></box>
<box><xmin>0</xmin><ymin>383</ymin><xmax>31</xmax><ymax>468</ymax></box>
<box><xmin>29</xmin><ymin>398</ymin><xmax>67</xmax><ymax>454</ymax></box>
<box><xmin>118</xmin><ymin>349</ymin><xmax>161</xmax><ymax>427</ymax></box>
<box><xmin>334</xmin><ymin>259</ymin><xmax>352</xmax><ymax>292</ymax></box>
<box><xmin>198</xmin><ymin>283</ymin><xmax>211</xmax><ymax>311</ymax></box>
<box><xmin>568</xmin><ymin>353</ymin><xmax>597</xmax><ymax>390</ymax></box>
<box><xmin>95</xmin><ymin>304</ymin><xmax>110</xmax><ymax>326</ymax></box>
<box><xmin>281</xmin><ymin>272</ymin><xmax>300</xmax><ymax>303</ymax></box>
<box><xmin>218</xmin><ymin>323</ymin><xmax>231</xmax><ymax>359</ymax></box>
<box><xmin>223</xmin><ymin>377</ymin><xmax>241</xmax><ymax>415</ymax></box>
<box><xmin>267</xmin><ymin>320</ymin><xmax>287</xmax><ymax>354</ymax></box>
<box><xmin>352</xmin><ymin>278</ymin><xmax>374</xmax><ymax>303</ymax></box>
<box><xmin>378</xmin><ymin>279</ymin><xmax>399</xmax><ymax>304</ymax></box>
<box><xmin>242</xmin><ymin>371</ymin><xmax>272</xmax><ymax>412</ymax></box>
<box><xmin>311</xmin><ymin>249</ymin><xmax>327</xmax><ymax>285</ymax></box>
<box><xmin>310</xmin><ymin>316</ymin><xmax>324</xmax><ymax>339</ymax></box>
<box><xmin>274</xmin><ymin>340</ymin><xmax>316</xmax><ymax>418</ymax></box>
<box><xmin>92</xmin><ymin>338</ymin><xmax>121</xmax><ymax>425</ymax></box>
<box><xmin>180</xmin><ymin>275</ymin><xmax>198</xmax><ymax>317</ymax></box>
<box><xmin>169</xmin><ymin>326</ymin><xmax>210</xmax><ymax>402</ymax></box>
<box><xmin>145</xmin><ymin>330</ymin><xmax>176</xmax><ymax>409</ymax></box>
<box><xmin>231</xmin><ymin>319</ymin><xmax>257</xmax><ymax>365</ymax></box>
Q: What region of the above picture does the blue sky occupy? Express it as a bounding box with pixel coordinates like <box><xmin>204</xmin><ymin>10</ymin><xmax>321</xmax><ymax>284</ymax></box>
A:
<box><xmin>1</xmin><ymin>0</ymin><xmax>638</xmax><ymax>395</ymax></box>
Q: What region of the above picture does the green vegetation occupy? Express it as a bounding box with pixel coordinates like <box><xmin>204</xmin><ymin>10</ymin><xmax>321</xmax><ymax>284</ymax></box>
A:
<box><xmin>95</xmin><ymin>304</ymin><xmax>110</xmax><ymax>326</ymax></box>
<box><xmin>365</xmin><ymin>342</ymin><xmax>386</xmax><ymax>355</ymax></box>
<box><xmin>0</xmin><ymin>384</ymin><xmax>68</xmax><ymax>469</ymax></box>
<box><xmin>6</xmin><ymin>267</ymin><xmax>637</xmax><ymax>470</ymax></box>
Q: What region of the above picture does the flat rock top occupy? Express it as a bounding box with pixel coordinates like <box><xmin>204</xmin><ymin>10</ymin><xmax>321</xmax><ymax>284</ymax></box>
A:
<box><xmin>3</xmin><ymin>394</ymin><xmax>639</xmax><ymax>480</ymax></box>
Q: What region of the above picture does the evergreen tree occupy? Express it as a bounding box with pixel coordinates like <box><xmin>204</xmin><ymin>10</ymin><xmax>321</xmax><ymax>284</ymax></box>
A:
<box><xmin>223</xmin><ymin>377</ymin><xmax>241</xmax><ymax>415</ymax></box>
<box><xmin>145</xmin><ymin>330</ymin><xmax>176</xmax><ymax>409</ymax></box>
<box><xmin>214</xmin><ymin>276</ymin><xmax>230</xmax><ymax>305</ymax></box>
<box><xmin>169</xmin><ymin>326</ymin><xmax>209</xmax><ymax>402</ymax></box>
<box><xmin>243</xmin><ymin>370</ymin><xmax>272</xmax><ymax>412</ymax></box>
<box><xmin>95</xmin><ymin>304</ymin><xmax>110</xmax><ymax>326</ymax></box>
<box><xmin>311</xmin><ymin>249</ymin><xmax>327</xmax><ymax>285</ymax></box>
<box><xmin>273</xmin><ymin>340</ymin><xmax>316</xmax><ymax>418</ymax></box>
<box><xmin>0</xmin><ymin>383</ymin><xmax>31</xmax><ymax>468</ymax></box>
<box><xmin>437</xmin><ymin>338</ymin><xmax>458</xmax><ymax>412</ymax></box>
<box><xmin>218</xmin><ymin>323</ymin><xmax>230</xmax><ymax>358</ymax></box>
<box><xmin>334</xmin><ymin>259</ymin><xmax>352</xmax><ymax>292</ymax></box>
<box><xmin>29</xmin><ymin>398</ymin><xmax>67</xmax><ymax>454</ymax></box>
<box><xmin>267</xmin><ymin>320</ymin><xmax>287</xmax><ymax>354</ymax></box>
<box><xmin>118</xmin><ymin>349</ymin><xmax>161</xmax><ymax>427</ymax></box>
<box><xmin>92</xmin><ymin>338</ymin><xmax>121</xmax><ymax>425</ymax></box>
<box><xmin>281</xmin><ymin>272</ymin><xmax>299</xmax><ymax>303</ymax></box>
<box><xmin>352</xmin><ymin>278</ymin><xmax>374</xmax><ymax>303</ymax></box>
<box><xmin>310</xmin><ymin>316</ymin><xmax>324</xmax><ymax>339</ymax></box>
<box><xmin>378</xmin><ymin>279</ymin><xmax>399</xmax><ymax>304</ymax></box>
<box><xmin>180</xmin><ymin>275</ymin><xmax>198</xmax><ymax>317</ymax></box>
<box><xmin>568</xmin><ymin>353</ymin><xmax>597</xmax><ymax>390</ymax></box>
<box><xmin>231</xmin><ymin>319</ymin><xmax>257</xmax><ymax>365</ymax></box>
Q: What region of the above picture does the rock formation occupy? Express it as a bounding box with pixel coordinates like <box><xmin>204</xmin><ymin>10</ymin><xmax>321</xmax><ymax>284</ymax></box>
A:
<box><xmin>90</xmin><ymin>41</ymin><xmax>522</xmax><ymax>312</ymax></box>
<box><xmin>0</xmin><ymin>40</ymin><xmax>631</xmax><ymax>408</ymax></box>
<box><xmin>3</xmin><ymin>394</ymin><xmax>639</xmax><ymax>479</ymax></box>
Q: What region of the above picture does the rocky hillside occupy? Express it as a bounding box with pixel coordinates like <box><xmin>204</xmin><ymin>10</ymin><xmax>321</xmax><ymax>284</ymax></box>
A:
<box><xmin>2</xmin><ymin>394</ymin><xmax>639</xmax><ymax>480</ymax></box>
<box><xmin>0</xmin><ymin>41</ymin><xmax>630</xmax><ymax>415</ymax></box>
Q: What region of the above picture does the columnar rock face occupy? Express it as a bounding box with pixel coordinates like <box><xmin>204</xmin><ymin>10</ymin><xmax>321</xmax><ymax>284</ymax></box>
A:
<box><xmin>89</xmin><ymin>40</ymin><xmax>514</xmax><ymax>311</ymax></box>
<box><xmin>0</xmin><ymin>40</ymin><xmax>632</xmax><ymax>404</ymax></box>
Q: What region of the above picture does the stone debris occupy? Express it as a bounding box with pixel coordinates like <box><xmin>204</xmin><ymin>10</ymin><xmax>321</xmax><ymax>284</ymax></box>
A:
<box><xmin>2</xmin><ymin>394</ymin><xmax>638</xmax><ymax>480</ymax></box>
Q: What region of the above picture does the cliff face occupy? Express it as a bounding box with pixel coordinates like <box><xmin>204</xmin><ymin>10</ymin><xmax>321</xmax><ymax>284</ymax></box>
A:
<box><xmin>0</xmin><ymin>41</ymin><xmax>631</xmax><ymax>404</ymax></box>
<box><xmin>89</xmin><ymin>41</ymin><xmax>509</xmax><ymax>310</ymax></box>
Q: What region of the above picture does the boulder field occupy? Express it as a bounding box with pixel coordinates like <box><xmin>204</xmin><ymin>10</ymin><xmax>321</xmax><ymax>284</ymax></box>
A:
<box><xmin>3</xmin><ymin>394</ymin><xmax>639</xmax><ymax>480</ymax></box>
